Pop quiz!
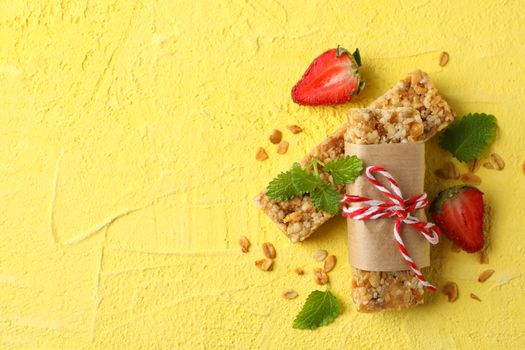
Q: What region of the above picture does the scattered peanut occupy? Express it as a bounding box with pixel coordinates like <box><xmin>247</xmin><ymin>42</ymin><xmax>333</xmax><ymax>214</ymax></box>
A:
<box><xmin>489</xmin><ymin>153</ymin><xmax>505</xmax><ymax>170</ymax></box>
<box><xmin>522</xmin><ymin>160</ymin><xmax>525</xmax><ymax>175</ymax></box>
<box><xmin>313</xmin><ymin>249</ymin><xmax>328</xmax><ymax>262</ymax></box>
<box><xmin>313</xmin><ymin>268</ymin><xmax>329</xmax><ymax>285</ymax></box>
<box><xmin>255</xmin><ymin>147</ymin><xmax>268</xmax><ymax>161</ymax></box>
<box><xmin>460</xmin><ymin>173</ymin><xmax>482</xmax><ymax>186</ymax></box>
<box><xmin>276</xmin><ymin>140</ymin><xmax>289</xmax><ymax>155</ymax></box>
<box><xmin>479</xmin><ymin>251</ymin><xmax>489</xmax><ymax>264</ymax></box>
<box><xmin>255</xmin><ymin>258</ymin><xmax>273</xmax><ymax>271</ymax></box>
<box><xmin>467</xmin><ymin>159</ymin><xmax>480</xmax><ymax>173</ymax></box>
<box><xmin>262</xmin><ymin>242</ymin><xmax>276</xmax><ymax>259</ymax></box>
<box><xmin>482</xmin><ymin>161</ymin><xmax>494</xmax><ymax>169</ymax></box>
<box><xmin>239</xmin><ymin>235</ymin><xmax>250</xmax><ymax>253</ymax></box>
<box><xmin>445</xmin><ymin>161</ymin><xmax>460</xmax><ymax>179</ymax></box>
<box><xmin>287</xmin><ymin>125</ymin><xmax>303</xmax><ymax>134</ymax></box>
<box><xmin>439</xmin><ymin>51</ymin><xmax>449</xmax><ymax>67</ymax></box>
<box><xmin>469</xmin><ymin>293</ymin><xmax>481</xmax><ymax>302</ymax></box>
<box><xmin>441</xmin><ymin>281</ymin><xmax>458</xmax><ymax>302</ymax></box>
<box><xmin>478</xmin><ymin>269</ymin><xmax>495</xmax><ymax>283</ymax></box>
<box><xmin>294</xmin><ymin>267</ymin><xmax>304</xmax><ymax>275</ymax></box>
<box><xmin>323</xmin><ymin>255</ymin><xmax>337</xmax><ymax>273</ymax></box>
<box><xmin>282</xmin><ymin>289</ymin><xmax>298</xmax><ymax>299</ymax></box>
<box><xmin>269</xmin><ymin>129</ymin><xmax>282</xmax><ymax>144</ymax></box>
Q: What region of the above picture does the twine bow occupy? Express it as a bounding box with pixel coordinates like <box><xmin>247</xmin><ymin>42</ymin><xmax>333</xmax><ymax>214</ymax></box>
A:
<box><xmin>342</xmin><ymin>165</ymin><xmax>441</xmax><ymax>292</ymax></box>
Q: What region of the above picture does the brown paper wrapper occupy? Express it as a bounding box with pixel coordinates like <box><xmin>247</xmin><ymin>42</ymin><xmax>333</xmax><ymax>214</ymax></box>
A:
<box><xmin>345</xmin><ymin>142</ymin><xmax>429</xmax><ymax>271</ymax></box>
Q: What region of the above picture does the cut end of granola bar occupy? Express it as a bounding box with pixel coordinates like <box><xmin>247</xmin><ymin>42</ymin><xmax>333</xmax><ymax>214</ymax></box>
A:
<box><xmin>369</xmin><ymin>70</ymin><xmax>456</xmax><ymax>138</ymax></box>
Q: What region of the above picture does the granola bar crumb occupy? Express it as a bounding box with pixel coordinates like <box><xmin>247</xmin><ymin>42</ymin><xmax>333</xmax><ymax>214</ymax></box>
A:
<box><xmin>294</xmin><ymin>267</ymin><xmax>304</xmax><ymax>275</ymax></box>
<box><xmin>460</xmin><ymin>173</ymin><xmax>482</xmax><ymax>186</ymax></box>
<box><xmin>239</xmin><ymin>236</ymin><xmax>250</xmax><ymax>253</ymax></box>
<box><xmin>313</xmin><ymin>250</ymin><xmax>328</xmax><ymax>262</ymax></box>
<box><xmin>439</xmin><ymin>51</ymin><xmax>450</xmax><ymax>67</ymax></box>
<box><xmin>277</xmin><ymin>140</ymin><xmax>289</xmax><ymax>154</ymax></box>
<box><xmin>478</xmin><ymin>269</ymin><xmax>495</xmax><ymax>283</ymax></box>
<box><xmin>489</xmin><ymin>153</ymin><xmax>505</xmax><ymax>170</ymax></box>
<box><xmin>262</xmin><ymin>242</ymin><xmax>276</xmax><ymax>259</ymax></box>
<box><xmin>255</xmin><ymin>258</ymin><xmax>273</xmax><ymax>271</ymax></box>
<box><xmin>324</xmin><ymin>255</ymin><xmax>337</xmax><ymax>273</ymax></box>
<box><xmin>313</xmin><ymin>268</ymin><xmax>329</xmax><ymax>285</ymax></box>
<box><xmin>468</xmin><ymin>159</ymin><xmax>481</xmax><ymax>173</ymax></box>
<box><xmin>256</xmin><ymin>147</ymin><xmax>268</xmax><ymax>161</ymax></box>
<box><xmin>282</xmin><ymin>289</ymin><xmax>298</xmax><ymax>299</ymax></box>
<box><xmin>287</xmin><ymin>125</ymin><xmax>303</xmax><ymax>134</ymax></box>
<box><xmin>269</xmin><ymin>129</ymin><xmax>282</xmax><ymax>144</ymax></box>
<box><xmin>469</xmin><ymin>293</ymin><xmax>481</xmax><ymax>302</ymax></box>
<box><xmin>442</xmin><ymin>281</ymin><xmax>458</xmax><ymax>302</ymax></box>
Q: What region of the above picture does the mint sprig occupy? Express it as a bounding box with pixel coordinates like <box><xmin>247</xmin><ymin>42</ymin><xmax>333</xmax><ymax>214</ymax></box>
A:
<box><xmin>293</xmin><ymin>290</ymin><xmax>342</xmax><ymax>330</ymax></box>
<box><xmin>265</xmin><ymin>156</ymin><xmax>363</xmax><ymax>214</ymax></box>
<box><xmin>439</xmin><ymin>113</ymin><xmax>497</xmax><ymax>162</ymax></box>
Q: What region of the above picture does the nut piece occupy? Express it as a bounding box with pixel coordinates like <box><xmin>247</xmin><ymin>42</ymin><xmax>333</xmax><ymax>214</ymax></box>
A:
<box><xmin>467</xmin><ymin>159</ymin><xmax>480</xmax><ymax>173</ymax></box>
<box><xmin>478</xmin><ymin>269</ymin><xmax>495</xmax><ymax>283</ymax></box>
<box><xmin>323</xmin><ymin>255</ymin><xmax>337</xmax><ymax>273</ymax></box>
<box><xmin>479</xmin><ymin>251</ymin><xmax>489</xmax><ymax>264</ymax></box>
<box><xmin>282</xmin><ymin>289</ymin><xmax>298</xmax><ymax>299</ymax></box>
<box><xmin>434</xmin><ymin>168</ymin><xmax>448</xmax><ymax>179</ymax></box>
<box><xmin>489</xmin><ymin>153</ymin><xmax>505</xmax><ymax>170</ymax></box>
<box><xmin>445</xmin><ymin>161</ymin><xmax>460</xmax><ymax>179</ymax></box>
<box><xmin>255</xmin><ymin>258</ymin><xmax>273</xmax><ymax>271</ymax></box>
<box><xmin>287</xmin><ymin>125</ymin><xmax>303</xmax><ymax>134</ymax></box>
<box><xmin>277</xmin><ymin>140</ymin><xmax>289</xmax><ymax>155</ymax></box>
<box><xmin>460</xmin><ymin>173</ymin><xmax>481</xmax><ymax>186</ymax></box>
<box><xmin>313</xmin><ymin>249</ymin><xmax>328</xmax><ymax>262</ymax></box>
<box><xmin>294</xmin><ymin>267</ymin><xmax>304</xmax><ymax>275</ymax></box>
<box><xmin>482</xmin><ymin>162</ymin><xmax>494</xmax><ymax>169</ymax></box>
<box><xmin>269</xmin><ymin>129</ymin><xmax>282</xmax><ymax>144</ymax></box>
<box><xmin>313</xmin><ymin>268</ymin><xmax>329</xmax><ymax>285</ymax></box>
<box><xmin>469</xmin><ymin>293</ymin><xmax>481</xmax><ymax>302</ymax></box>
<box><xmin>441</xmin><ymin>281</ymin><xmax>458</xmax><ymax>302</ymax></box>
<box><xmin>262</xmin><ymin>242</ymin><xmax>276</xmax><ymax>259</ymax></box>
<box><xmin>522</xmin><ymin>160</ymin><xmax>525</xmax><ymax>175</ymax></box>
<box><xmin>239</xmin><ymin>235</ymin><xmax>250</xmax><ymax>253</ymax></box>
<box><xmin>439</xmin><ymin>51</ymin><xmax>450</xmax><ymax>67</ymax></box>
<box><xmin>256</xmin><ymin>147</ymin><xmax>268</xmax><ymax>161</ymax></box>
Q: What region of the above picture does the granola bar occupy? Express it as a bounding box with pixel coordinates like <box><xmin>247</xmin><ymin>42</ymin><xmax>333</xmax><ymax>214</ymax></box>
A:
<box><xmin>254</xmin><ymin>124</ymin><xmax>347</xmax><ymax>242</ymax></box>
<box><xmin>255</xmin><ymin>70</ymin><xmax>455</xmax><ymax>243</ymax></box>
<box><xmin>345</xmin><ymin>107</ymin><xmax>428</xmax><ymax>312</ymax></box>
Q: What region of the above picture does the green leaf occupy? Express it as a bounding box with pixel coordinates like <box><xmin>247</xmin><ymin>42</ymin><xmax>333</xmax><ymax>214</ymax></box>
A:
<box><xmin>439</xmin><ymin>113</ymin><xmax>497</xmax><ymax>162</ymax></box>
<box><xmin>290</xmin><ymin>163</ymin><xmax>323</xmax><ymax>193</ymax></box>
<box><xmin>266</xmin><ymin>169</ymin><xmax>298</xmax><ymax>201</ymax></box>
<box><xmin>310</xmin><ymin>183</ymin><xmax>341</xmax><ymax>215</ymax></box>
<box><xmin>323</xmin><ymin>155</ymin><xmax>363</xmax><ymax>185</ymax></box>
<box><xmin>293</xmin><ymin>290</ymin><xmax>342</xmax><ymax>330</ymax></box>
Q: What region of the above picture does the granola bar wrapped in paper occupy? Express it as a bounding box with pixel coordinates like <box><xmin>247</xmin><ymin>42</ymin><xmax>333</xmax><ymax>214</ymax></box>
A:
<box><xmin>344</xmin><ymin>71</ymin><xmax>456</xmax><ymax>312</ymax></box>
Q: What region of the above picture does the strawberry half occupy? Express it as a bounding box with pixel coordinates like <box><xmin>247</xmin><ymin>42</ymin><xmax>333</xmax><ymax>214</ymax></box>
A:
<box><xmin>291</xmin><ymin>46</ymin><xmax>364</xmax><ymax>106</ymax></box>
<box><xmin>429</xmin><ymin>185</ymin><xmax>485</xmax><ymax>253</ymax></box>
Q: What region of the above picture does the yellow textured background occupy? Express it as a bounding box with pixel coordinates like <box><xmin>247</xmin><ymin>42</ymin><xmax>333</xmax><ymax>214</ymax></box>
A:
<box><xmin>1</xmin><ymin>0</ymin><xmax>524</xmax><ymax>349</ymax></box>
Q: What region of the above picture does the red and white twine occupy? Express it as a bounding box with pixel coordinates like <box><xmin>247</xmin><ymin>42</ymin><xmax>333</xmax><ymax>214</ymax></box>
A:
<box><xmin>342</xmin><ymin>165</ymin><xmax>441</xmax><ymax>292</ymax></box>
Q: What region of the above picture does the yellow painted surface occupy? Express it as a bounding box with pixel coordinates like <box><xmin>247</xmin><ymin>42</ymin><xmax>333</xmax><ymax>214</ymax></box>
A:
<box><xmin>1</xmin><ymin>0</ymin><xmax>524</xmax><ymax>348</ymax></box>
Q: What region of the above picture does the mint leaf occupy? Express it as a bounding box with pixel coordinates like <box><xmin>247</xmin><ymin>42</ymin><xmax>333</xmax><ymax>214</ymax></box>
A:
<box><xmin>323</xmin><ymin>155</ymin><xmax>363</xmax><ymax>185</ymax></box>
<box><xmin>266</xmin><ymin>169</ymin><xmax>297</xmax><ymax>201</ymax></box>
<box><xmin>439</xmin><ymin>113</ymin><xmax>497</xmax><ymax>162</ymax></box>
<box><xmin>310</xmin><ymin>183</ymin><xmax>341</xmax><ymax>215</ymax></box>
<box><xmin>293</xmin><ymin>290</ymin><xmax>342</xmax><ymax>330</ymax></box>
<box><xmin>290</xmin><ymin>163</ymin><xmax>323</xmax><ymax>193</ymax></box>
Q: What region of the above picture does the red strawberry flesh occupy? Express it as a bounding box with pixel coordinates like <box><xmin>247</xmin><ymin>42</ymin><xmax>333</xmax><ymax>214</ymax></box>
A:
<box><xmin>291</xmin><ymin>47</ymin><xmax>362</xmax><ymax>106</ymax></box>
<box><xmin>430</xmin><ymin>185</ymin><xmax>485</xmax><ymax>253</ymax></box>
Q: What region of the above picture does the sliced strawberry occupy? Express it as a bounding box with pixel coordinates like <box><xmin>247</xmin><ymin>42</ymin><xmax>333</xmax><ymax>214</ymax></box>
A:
<box><xmin>429</xmin><ymin>185</ymin><xmax>485</xmax><ymax>253</ymax></box>
<box><xmin>291</xmin><ymin>46</ymin><xmax>364</xmax><ymax>106</ymax></box>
